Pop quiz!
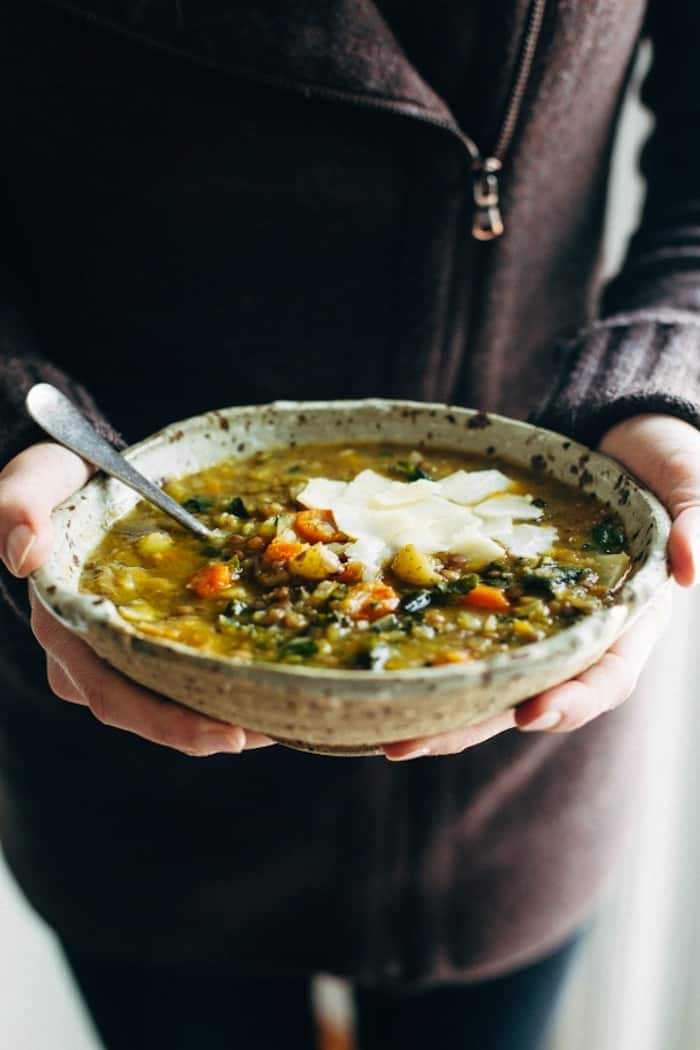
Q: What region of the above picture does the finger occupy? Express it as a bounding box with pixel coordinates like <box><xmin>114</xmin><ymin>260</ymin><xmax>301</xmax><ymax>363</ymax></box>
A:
<box><xmin>0</xmin><ymin>443</ymin><xmax>90</xmax><ymax>576</ymax></box>
<box><xmin>599</xmin><ymin>415</ymin><xmax>700</xmax><ymax>587</ymax></box>
<box><xmin>516</xmin><ymin>587</ymin><xmax>672</xmax><ymax>733</ymax></box>
<box><xmin>241</xmin><ymin>732</ymin><xmax>278</xmax><ymax>750</ymax></box>
<box><xmin>32</xmin><ymin>598</ymin><xmax>256</xmax><ymax>757</ymax></box>
<box><xmin>382</xmin><ymin>708</ymin><xmax>516</xmax><ymax>761</ymax></box>
<box><xmin>32</xmin><ymin>588</ymin><xmax>276</xmax><ymax>752</ymax></box>
<box><xmin>46</xmin><ymin>656</ymin><xmax>86</xmax><ymax>706</ymax></box>
<box><xmin>668</xmin><ymin>506</ymin><xmax>700</xmax><ymax>588</ymax></box>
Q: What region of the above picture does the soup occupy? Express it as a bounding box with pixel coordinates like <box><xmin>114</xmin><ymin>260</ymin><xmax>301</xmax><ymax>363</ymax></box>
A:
<box><xmin>80</xmin><ymin>443</ymin><xmax>630</xmax><ymax>670</ymax></box>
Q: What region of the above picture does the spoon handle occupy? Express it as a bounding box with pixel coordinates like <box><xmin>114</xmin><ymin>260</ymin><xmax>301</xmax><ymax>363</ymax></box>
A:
<box><xmin>25</xmin><ymin>384</ymin><xmax>214</xmax><ymax>541</ymax></box>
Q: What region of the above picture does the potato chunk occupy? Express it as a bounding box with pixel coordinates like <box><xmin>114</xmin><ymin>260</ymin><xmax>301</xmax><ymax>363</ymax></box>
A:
<box><xmin>585</xmin><ymin>552</ymin><xmax>631</xmax><ymax>590</ymax></box>
<box><xmin>288</xmin><ymin>543</ymin><xmax>342</xmax><ymax>580</ymax></box>
<box><xmin>137</xmin><ymin>531</ymin><xmax>174</xmax><ymax>558</ymax></box>
<box><xmin>390</xmin><ymin>544</ymin><xmax>442</xmax><ymax>587</ymax></box>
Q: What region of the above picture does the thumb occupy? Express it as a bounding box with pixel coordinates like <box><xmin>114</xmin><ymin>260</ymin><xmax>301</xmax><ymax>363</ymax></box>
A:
<box><xmin>0</xmin><ymin>443</ymin><xmax>91</xmax><ymax>577</ymax></box>
<box><xmin>599</xmin><ymin>414</ymin><xmax>700</xmax><ymax>587</ymax></box>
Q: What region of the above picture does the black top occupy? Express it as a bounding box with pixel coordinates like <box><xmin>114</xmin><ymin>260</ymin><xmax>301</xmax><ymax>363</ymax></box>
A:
<box><xmin>0</xmin><ymin>0</ymin><xmax>698</xmax><ymax>986</ymax></box>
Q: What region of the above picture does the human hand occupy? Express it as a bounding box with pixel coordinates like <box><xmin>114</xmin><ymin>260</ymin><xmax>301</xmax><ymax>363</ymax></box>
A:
<box><xmin>383</xmin><ymin>413</ymin><xmax>699</xmax><ymax>761</ymax></box>
<box><xmin>0</xmin><ymin>442</ymin><xmax>275</xmax><ymax>756</ymax></box>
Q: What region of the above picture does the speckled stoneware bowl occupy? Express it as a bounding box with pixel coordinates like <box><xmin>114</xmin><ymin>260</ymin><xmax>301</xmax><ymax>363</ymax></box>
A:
<box><xmin>31</xmin><ymin>399</ymin><xmax>671</xmax><ymax>756</ymax></box>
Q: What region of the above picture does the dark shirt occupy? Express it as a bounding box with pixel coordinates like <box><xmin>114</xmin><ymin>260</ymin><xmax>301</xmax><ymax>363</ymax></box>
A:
<box><xmin>0</xmin><ymin>0</ymin><xmax>698</xmax><ymax>985</ymax></box>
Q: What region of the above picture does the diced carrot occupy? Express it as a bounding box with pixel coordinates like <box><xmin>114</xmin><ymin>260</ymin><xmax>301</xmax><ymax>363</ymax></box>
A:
<box><xmin>294</xmin><ymin>509</ymin><xmax>345</xmax><ymax>544</ymax></box>
<box><xmin>342</xmin><ymin>582</ymin><xmax>399</xmax><ymax>622</ymax></box>
<box><xmin>459</xmin><ymin>584</ymin><xmax>511</xmax><ymax>612</ymax></box>
<box><xmin>188</xmin><ymin>563</ymin><xmax>233</xmax><ymax>599</ymax></box>
<box><xmin>337</xmin><ymin>561</ymin><xmax>364</xmax><ymax>584</ymax></box>
<box><xmin>263</xmin><ymin>540</ymin><xmax>307</xmax><ymax>565</ymax></box>
<box><xmin>433</xmin><ymin>650</ymin><xmax>472</xmax><ymax>665</ymax></box>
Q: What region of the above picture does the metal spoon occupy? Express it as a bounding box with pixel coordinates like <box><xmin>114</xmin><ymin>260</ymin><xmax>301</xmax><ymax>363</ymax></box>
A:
<box><xmin>26</xmin><ymin>383</ymin><xmax>216</xmax><ymax>541</ymax></box>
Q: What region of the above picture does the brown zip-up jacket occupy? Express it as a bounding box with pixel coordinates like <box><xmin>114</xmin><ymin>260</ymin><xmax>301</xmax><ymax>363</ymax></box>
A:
<box><xmin>0</xmin><ymin>0</ymin><xmax>698</xmax><ymax>985</ymax></box>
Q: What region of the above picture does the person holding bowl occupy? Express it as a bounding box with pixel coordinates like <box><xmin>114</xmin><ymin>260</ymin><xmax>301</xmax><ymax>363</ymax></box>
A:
<box><xmin>0</xmin><ymin>2</ymin><xmax>699</xmax><ymax>1048</ymax></box>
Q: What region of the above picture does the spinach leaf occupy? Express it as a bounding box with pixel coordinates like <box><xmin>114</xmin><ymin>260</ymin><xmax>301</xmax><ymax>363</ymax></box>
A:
<box><xmin>391</xmin><ymin>461</ymin><xmax>429</xmax><ymax>482</ymax></box>
<box><xmin>522</xmin><ymin>564</ymin><xmax>589</xmax><ymax>599</ymax></box>
<box><xmin>591</xmin><ymin>520</ymin><xmax>626</xmax><ymax>554</ymax></box>
<box><xmin>227</xmin><ymin>496</ymin><xmax>251</xmax><ymax>519</ymax></box>
<box><xmin>400</xmin><ymin>590</ymin><xmax>434</xmax><ymax>614</ymax></box>
<box><xmin>401</xmin><ymin>576</ymin><xmax>478</xmax><ymax>614</ymax></box>
<box><xmin>370</xmin><ymin>613</ymin><xmax>403</xmax><ymax>633</ymax></box>
<box><xmin>443</xmin><ymin>574</ymin><xmax>479</xmax><ymax>595</ymax></box>
<box><xmin>356</xmin><ymin>640</ymin><xmax>391</xmax><ymax>671</ymax></box>
<box><xmin>281</xmin><ymin>637</ymin><xmax>318</xmax><ymax>658</ymax></box>
<box><xmin>222</xmin><ymin>599</ymin><xmax>248</xmax><ymax>619</ymax></box>
<box><xmin>201</xmin><ymin>544</ymin><xmax>229</xmax><ymax>560</ymax></box>
<box><xmin>182</xmin><ymin>496</ymin><xmax>214</xmax><ymax>514</ymax></box>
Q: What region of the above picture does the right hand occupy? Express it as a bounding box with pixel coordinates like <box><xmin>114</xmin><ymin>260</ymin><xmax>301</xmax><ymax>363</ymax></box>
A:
<box><xmin>0</xmin><ymin>442</ymin><xmax>275</xmax><ymax>757</ymax></box>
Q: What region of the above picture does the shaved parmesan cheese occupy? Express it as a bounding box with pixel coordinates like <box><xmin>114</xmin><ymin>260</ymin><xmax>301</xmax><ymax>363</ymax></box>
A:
<box><xmin>436</xmin><ymin>469</ymin><xmax>512</xmax><ymax>504</ymax></box>
<box><xmin>344</xmin><ymin>470</ymin><xmax>393</xmax><ymax>500</ymax></box>
<box><xmin>295</xmin><ymin>478</ymin><xmax>347</xmax><ymax>508</ymax></box>
<box><xmin>371</xmin><ymin>479</ymin><xmax>437</xmax><ymax>507</ymax></box>
<box><xmin>295</xmin><ymin>467</ymin><xmax>556</xmax><ymax>578</ymax></box>
<box><xmin>488</xmin><ymin>522</ymin><xmax>559</xmax><ymax>559</ymax></box>
<box><xmin>473</xmin><ymin>494</ymin><xmax>544</xmax><ymax>520</ymax></box>
<box><xmin>448</xmin><ymin>530</ymin><xmax>507</xmax><ymax>566</ymax></box>
<box><xmin>344</xmin><ymin>536</ymin><xmax>390</xmax><ymax>580</ymax></box>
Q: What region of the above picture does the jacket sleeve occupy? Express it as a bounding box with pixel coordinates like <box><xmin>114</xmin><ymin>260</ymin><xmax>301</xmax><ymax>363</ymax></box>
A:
<box><xmin>0</xmin><ymin>270</ymin><xmax>123</xmax><ymax>621</ymax></box>
<box><xmin>532</xmin><ymin>0</ymin><xmax>700</xmax><ymax>446</ymax></box>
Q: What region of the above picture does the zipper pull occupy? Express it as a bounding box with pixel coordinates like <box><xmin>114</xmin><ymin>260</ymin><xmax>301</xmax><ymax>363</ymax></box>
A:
<box><xmin>472</xmin><ymin>157</ymin><xmax>504</xmax><ymax>241</ymax></box>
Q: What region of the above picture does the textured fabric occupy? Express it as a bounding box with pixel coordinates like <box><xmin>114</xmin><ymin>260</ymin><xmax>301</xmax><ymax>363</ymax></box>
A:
<box><xmin>0</xmin><ymin>0</ymin><xmax>698</xmax><ymax>987</ymax></box>
<box><xmin>532</xmin><ymin>311</ymin><xmax>700</xmax><ymax>445</ymax></box>
<box><xmin>531</xmin><ymin>0</ymin><xmax>700</xmax><ymax>439</ymax></box>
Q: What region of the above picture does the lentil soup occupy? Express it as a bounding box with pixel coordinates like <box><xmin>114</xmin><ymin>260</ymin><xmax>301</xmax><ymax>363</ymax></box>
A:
<box><xmin>80</xmin><ymin>443</ymin><xmax>631</xmax><ymax>671</ymax></box>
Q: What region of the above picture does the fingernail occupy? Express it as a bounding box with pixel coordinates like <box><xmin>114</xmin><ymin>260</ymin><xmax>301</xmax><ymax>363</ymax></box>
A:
<box><xmin>199</xmin><ymin>727</ymin><xmax>246</xmax><ymax>754</ymax></box>
<box><xmin>5</xmin><ymin>524</ymin><xmax>36</xmax><ymax>576</ymax></box>
<box><xmin>385</xmin><ymin>746</ymin><xmax>431</xmax><ymax>762</ymax></box>
<box><xmin>521</xmin><ymin>710</ymin><xmax>563</xmax><ymax>732</ymax></box>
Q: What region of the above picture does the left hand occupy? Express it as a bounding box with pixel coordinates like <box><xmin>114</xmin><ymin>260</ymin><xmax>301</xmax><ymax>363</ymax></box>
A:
<box><xmin>383</xmin><ymin>413</ymin><xmax>700</xmax><ymax>761</ymax></box>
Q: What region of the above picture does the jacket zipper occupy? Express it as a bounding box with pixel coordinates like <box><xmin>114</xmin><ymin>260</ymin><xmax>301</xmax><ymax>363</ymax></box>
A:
<box><xmin>42</xmin><ymin>0</ymin><xmax>546</xmax><ymax>241</ymax></box>
<box><xmin>471</xmin><ymin>0</ymin><xmax>548</xmax><ymax>240</ymax></box>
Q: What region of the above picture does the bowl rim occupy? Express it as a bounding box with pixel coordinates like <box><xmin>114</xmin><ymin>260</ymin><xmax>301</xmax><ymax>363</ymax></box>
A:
<box><xmin>32</xmin><ymin>397</ymin><xmax>672</xmax><ymax>689</ymax></box>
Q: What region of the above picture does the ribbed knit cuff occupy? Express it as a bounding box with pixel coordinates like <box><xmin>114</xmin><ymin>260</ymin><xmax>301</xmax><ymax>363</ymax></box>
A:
<box><xmin>530</xmin><ymin>310</ymin><xmax>700</xmax><ymax>448</ymax></box>
<box><xmin>0</xmin><ymin>353</ymin><xmax>125</xmax><ymax>465</ymax></box>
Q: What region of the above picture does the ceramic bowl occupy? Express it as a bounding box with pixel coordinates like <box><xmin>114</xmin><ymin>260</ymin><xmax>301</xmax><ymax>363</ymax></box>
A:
<box><xmin>31</xmin><ymin>399</ymin><xmax>671</xmax><ymax>756</ymax></box>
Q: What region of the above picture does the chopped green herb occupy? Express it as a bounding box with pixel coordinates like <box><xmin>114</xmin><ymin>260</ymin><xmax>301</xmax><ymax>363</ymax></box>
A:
<box><xmin>522</xmin><ymin>564</ymin><xmax>590</xmax><ymax>599</ymax></box>
<box><xmin>227</xmin><ymin>496</ymin><xmax>251</xmax><ymax>519</ymax></box>
<box><xmin>281</xmin><ymin>637</ymin><xmax>318</xmax><ymax>658</ymax></box>
<box><xmin>399</xmin><ymin>577</ymin><xmax>478</xmax><ymax>614</ymax></box>
<box><xmin>183</xmin><ymin>496</ymin><xmax>213</xmax><ymax>514</ymax></box>
<box><xmin>591</xmin><ymin>520</ymin><xmax>626</xmax><ymax>554</ymax></box>
<box><xmin>371</xmin><ymin>613</ymin><xmax>403</xmax><ymax>633</ymax></box>
<box><xmin>400</xmin><ymin>590</ymin><xmax>434</xmax><ymax>614</ymax></box>
<box><xmin>201</xmin><ymin>544</ymin><xmax>229</xmax><ymax>560</ymax></box>
<box><xmin>222</xmin><ymin>599</ymin><xmax>248</xmax><ymax>619</ymax></box>
<box><xmin>392</xmin><ymin>461</ymin><xmax>429</xmax><ymax>482</ymax></box>
<box><xmin>445</xmin><ymin>574</ymin><xmax>479</xmax><ymax>595</ymax></box>
<box><xmin>356</xmin><ymin>640</ymin><xmax>391</xmax><ymax>671</ymax></box>
<box><xmin>532</xmin><ymin>497</ymin><xmax>546</xmax><ymax>509</ymax></box>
